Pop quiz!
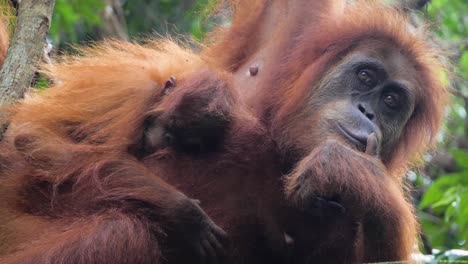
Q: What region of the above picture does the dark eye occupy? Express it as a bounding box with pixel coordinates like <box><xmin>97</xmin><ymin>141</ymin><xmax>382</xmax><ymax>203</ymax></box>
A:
<box><xmin>357</xmin><ymin>69</ymin><xmax>377</xmax><ymax>87</ymax></box>
<box><xmin>382</xmin><ymin>92</ymin><xmax>401</xmax><ymax>109</ymax></box>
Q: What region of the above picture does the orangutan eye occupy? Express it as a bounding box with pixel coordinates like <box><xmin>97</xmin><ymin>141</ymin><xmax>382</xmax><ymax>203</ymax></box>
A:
<box><xmin>357</xmin><ymin>69</ymin><xmax>378</xmax><ymax>87</ymax></box>
<box><xmin>382</xmin><ymin>92</ymin><xmax>401</xmax><ymax>109</ymax></box>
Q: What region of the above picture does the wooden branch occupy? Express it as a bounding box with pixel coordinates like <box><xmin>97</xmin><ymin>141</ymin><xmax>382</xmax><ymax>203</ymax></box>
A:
<box><xmin>0</xmin><ymin>0</ymin><xmax>55</xmax><ymax>138</ymax></box>
<box><xmin>0</xmin><ymin>0</ymin><xmax>55</xmax><ymax>106</ymax></box>
<box><xmin>97</xmin><ymin>0</ymin><xmax>128</xmax><ymax>40</ymax></box>
<box><xmin>449</xmin><ymin>87</ymin><xmax>468</xmax><ymax>101</ymax></box>
<box><xmin>414</xmin><ymin>0</ymin><xmax>431</xmax><ymax>10</ymax></box>
<box><xmin>400</xmin><ymin>0</ymin><xmax>432</xmax><ymax>11</ymax></box>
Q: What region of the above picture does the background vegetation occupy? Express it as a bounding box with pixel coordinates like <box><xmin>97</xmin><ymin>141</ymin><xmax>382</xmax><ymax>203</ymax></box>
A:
<box><xmin>37</xmin><ymin>0</ymin><xmax>468</xmax><ymax>261</ymax></box>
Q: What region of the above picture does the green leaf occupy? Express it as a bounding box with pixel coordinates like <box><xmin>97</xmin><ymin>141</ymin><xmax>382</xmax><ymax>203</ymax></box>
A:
<box><xmin>457</xmin><ymin>192</ymin><xmax>468</xmax><ymax>229</ymax></box>
<box><xmin>452</xmin><ymin>149</ymin><xmax>468</xmax><ymax>169</ymax></box>
<box><xmin>420</xmin><ymin>212</ymin><xmax>448</xmax><ymax>249</ymax></box>
<box><xmin>431</xmin><ymin>187</ymin><xmax>457</xmax><ymax>209</ymax></box>
<box><xmin>444</xmin><ymin>202</ymin><xmax>457</xmax><ymax>222</ymax></box>
<box><xmin>420</xmin><ymin>175</ymin><xmax>460</xmax><ymax>209</ymax></box>
<box><xmin>460</xmin><ymin>52</ymin><xmax>468</xmax><ymax>79</ymax></box>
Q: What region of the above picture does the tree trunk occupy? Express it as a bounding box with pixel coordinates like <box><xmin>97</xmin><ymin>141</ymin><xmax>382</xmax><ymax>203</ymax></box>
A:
<box><xmin>0</xmin><ymin>0</ymin><xmax>56</xmax><ymax>138</ymax></box>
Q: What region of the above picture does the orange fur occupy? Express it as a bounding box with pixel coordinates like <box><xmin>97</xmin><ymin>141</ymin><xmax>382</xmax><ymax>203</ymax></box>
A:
<box><xmin>0</xmin><ymin>1</ymin><xmax>448</xmax><ymax>263</ymax></box>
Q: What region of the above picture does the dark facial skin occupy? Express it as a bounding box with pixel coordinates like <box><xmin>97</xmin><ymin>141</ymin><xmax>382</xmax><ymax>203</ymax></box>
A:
<box><xmin>289</xmin><ymin>42</ymin><xmax>418</xmax><ymax>163</ymax></box>
<box><xmin>326</xmin><ymin>56</ymin><xmax>415</xmax><ymax>155</ymax></box>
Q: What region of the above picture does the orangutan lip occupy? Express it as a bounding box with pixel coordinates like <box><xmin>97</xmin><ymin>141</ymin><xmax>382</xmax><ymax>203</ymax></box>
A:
<box><xmin>335</xmin><ymin>123</ymin><xmax>366</xmax><ymax>152</ymax></box>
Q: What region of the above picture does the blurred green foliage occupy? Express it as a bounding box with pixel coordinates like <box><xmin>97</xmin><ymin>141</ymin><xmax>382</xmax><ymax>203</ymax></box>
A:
<box><xmin>51</xmin><ymin>0</ymin><xmax>104</xmax><ymax>43</ymax></box>
<box><xmin>49</xmin><ymin>0</ymin><xmax>217</xmax><ymax>44</ymax></box>
<box><xmin>427</xmin><ymin>0</ymin><xmax>468</xmax><ymax>80</ymax></box>
<box><xmin>124</xmin><ymin>0</ymin><xmax>217</xmax><ymax>40</ymax></box>
<box><xmin>419</xmin><ymin>150</ymin><xmax>468</xmax><ymax>250</ymax></box>
<box><xmin>418</xmin><ymin>0</ymin><xmax>468</xmax><ymax>254</ymax></box>
<box><xmin>428</xmin><ymin>0</ymin><xmax>467</xmax><ymax>39</ymax></box>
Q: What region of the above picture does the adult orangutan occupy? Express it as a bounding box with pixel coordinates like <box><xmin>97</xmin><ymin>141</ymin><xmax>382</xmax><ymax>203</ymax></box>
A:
<box><xmin>0</xmin><ymin>1</ymin><xmax>447</xmax><ymax>264</ymax></box>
